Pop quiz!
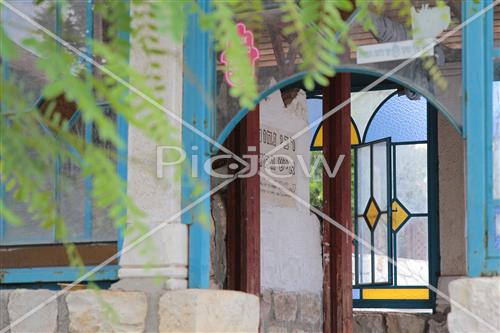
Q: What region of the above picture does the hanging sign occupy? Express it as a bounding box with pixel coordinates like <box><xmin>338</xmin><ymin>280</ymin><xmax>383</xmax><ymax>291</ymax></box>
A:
<box><xmin>356</xmin><ymin>38</ymin><xmax>435</xmax><ymax>65</ymax></box>
<box><xmin>356</xmin><ymin>5</ymin><xmax>450</xmax><ymax>65</ymax></box>
<box><xmin>219</xmin><ymin>23</ymin><xmax>260</xmax><ymax>87</ymax></box>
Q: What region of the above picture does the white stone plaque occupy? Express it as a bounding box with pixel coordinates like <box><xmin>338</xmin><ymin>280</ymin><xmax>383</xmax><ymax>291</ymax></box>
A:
<box><xmin>259</xmin><ymin>125</ymin><xmax>297</xmax><ymax>207</ymax></box>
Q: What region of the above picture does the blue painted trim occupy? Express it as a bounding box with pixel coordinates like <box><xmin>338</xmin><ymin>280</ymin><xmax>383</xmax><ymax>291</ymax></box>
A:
<box><xmin>182</xmin><ymin>0</ymin><xmax>213</xmax><ymax>288</ymax></box>
<box><xmin>55</xmin><ymin>1</ymin><xmax>62</xmax><ymax>37</ymax></box>
<box><xmin>0</xmin><ymin>265</ymin><xmax>118</xmax><ymax>284</ymax></box>
<box><xmin>213</xmin><ymin>67</ymin><xmax>463</xmax><ymax>153</ymax></box>
<box><xmin>116</xmin><ymin>114</ymin><xmax>128</xmax><ymax>252</ymax></box>
<box><xmin>493</xmin><ymin>48</ymin><xmax>500</xmax><ymax>58</ymax></box>
<box><xmin>353</xmin><ymin>299</ymin><xmax>432</xmax><ymax>309</ymax></box>
<box><xmin>427</xmin><ymin>106</ymin><xmax>440</xmax><ymax>306</ymax></box>
<box><xmin>1</xmin><ymin>281</ymin><xmax>115</xmax><ymax>290</ymax></box>
<box><xmin>463</xmin><ymin>0</ymin><xmax>500</xmax><ymax>276</ymax></box>
<box><xmin>82</xmin><ymin>0</ymin><xmax>95</xmax><ymax>240</ymax></box>
<box><xmin>486</xmin><ymin>4</ymin><xmax>500</xmax><ymax>261</ymax></box>
<box><xmin>0</xmin><ymin>43</ymin><xmax>10</xmax><ymax>242</ymax></box>
<box><xmin>115</xmin><ymin>1</ymin><xmax>130</xmax><ymax>254</ymax></box>
<box><xmin>463</xmin><ymin>0</ymin><xmax>485</xmax><ymax>277</ymax></box>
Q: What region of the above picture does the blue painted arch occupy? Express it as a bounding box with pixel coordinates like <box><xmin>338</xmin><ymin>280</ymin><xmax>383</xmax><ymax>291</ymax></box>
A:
<box><xmin>213</xmin><ymin>66</ymin><xmax>463</xmax><ymax>154</ymax></box>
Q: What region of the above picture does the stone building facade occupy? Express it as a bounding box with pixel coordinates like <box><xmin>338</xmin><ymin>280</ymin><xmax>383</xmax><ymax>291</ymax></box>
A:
<box><xmin>1</xmin><ymin>1</ymin><xmax>500</xmax><ymax>333</ymax></box>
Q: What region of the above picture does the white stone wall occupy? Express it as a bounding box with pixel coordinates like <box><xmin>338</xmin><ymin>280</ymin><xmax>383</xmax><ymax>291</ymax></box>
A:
<box><xmin>259</xmin><ymin>87</ymin><xmax>323</xmax><ymax>294</ymax></box>
<box><xmin>259</xmin><ymin>87</ymin><xmax>323</xmax><ymax>332</ymax></box>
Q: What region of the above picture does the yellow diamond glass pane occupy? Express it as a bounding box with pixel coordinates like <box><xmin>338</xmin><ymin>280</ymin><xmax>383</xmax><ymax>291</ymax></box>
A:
<box><xmin>392</xmin><ymin>200</ymin><xmax>409</xmax><ymax>231</ymax></box>
<box><xmin>365</xmin><ymin>199</ymin><xmax>380</xmax><ymax>228</ymax></box>
<box><xmin>311</xmin><ymin>120</ymin><xmax>360</xmax><ymax>149</ymax></box>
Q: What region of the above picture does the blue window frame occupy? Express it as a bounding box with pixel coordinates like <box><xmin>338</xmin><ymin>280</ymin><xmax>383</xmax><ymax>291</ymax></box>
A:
<box><xmin>1</xmin><ymin>0</ymin><xmax>128</xmax><ymax>284</ymax></box>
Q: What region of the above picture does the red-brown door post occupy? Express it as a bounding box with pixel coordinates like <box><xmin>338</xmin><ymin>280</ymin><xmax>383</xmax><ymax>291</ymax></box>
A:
<box><xmin>226</xmin><ymin>105</ymin><xmax>261</xmax><ymax>296</ymax></box>
<box><xmin>323</xmin><ymin>74</ymin><xmax>353</xmax><ymax>333</ymax></box>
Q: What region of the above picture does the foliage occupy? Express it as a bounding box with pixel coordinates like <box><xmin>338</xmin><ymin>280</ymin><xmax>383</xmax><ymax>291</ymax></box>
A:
<box><xmin>281</xmin><ymin>0</ymin><xmax>358</xmax><ymax>90</ymax></box>
<box><xmin>309</xmin><ymin>151</ymin><xmax>323</xmax><ymax>209</ymax></box>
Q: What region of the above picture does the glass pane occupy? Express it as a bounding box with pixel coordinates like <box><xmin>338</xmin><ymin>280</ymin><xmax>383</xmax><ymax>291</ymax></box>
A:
<box><xmin>352</xmin><ymin>90</ymin><xmax>396</xmax><ymax>142</ymax></box>
<box><xmin>357</xmin><ymin>217</ymin><xmax>372</xmax><ymax>284</ymax></box>
<box><xmin>58</xmin><ymin>107</ymin><xmax>118</xmax><ymax>242</ymax></box>
<box><xmin>58</xmin><ymin>116</ymin><xmax>85</xmax><ymax>241</ymax></box>
<box><xmin>91</xmin><ymin>106</ymin><xmax>118</xmax><ymax>241</ymax></box>
<box><xmin>2</xmin><ymin>163</ymin><xmax>55</xmax><ymax>245</ymax></box>
<box><xmin>396</xmin><ymin>217</ymin><xmax>429</xmax><ymax>285</ymax></box>
<box><xmin>365</xmin><ymin>94</ymin><xmax>427</xmax><ymax>143</ymax></box>
<box><xmin>2</xmin><ymin>197</ymin><xmax>54</xmax><ymax>245</ymax></box>
<box><xmin>60</xmin><ymin>157</ymin><xmax>86</xmax><ymax>241</ymax></box>
<box><xmin>1</xmin><ymin>0</ymin><xmax>55</xmax><ymax>105</ymax></box>
<box><xmin>307</xmin><ymin>98</ymin><xmax>322</xmax><ymax>143</ymax></box>
<box><xmin>395</xmin><ymin>144</ymin><xmax>428</xmax><ymax>214</ymax></box>
<box><xmin>374</xmin><ymin>213</ymin><xmax>388</xmax><ymax>283</ymax></box>
<box><xmin>356</xmin><ymin>146</ymin><xmax>371</xmax><ymax>214</ymax></box>
<box><xmin>61</xmin><ymin>1</ymin><xmax>88</xmax><ymax>51</ymax></box>
<box><xmin>372</xmin><ymin>141</ymin><xmax>388</xmax><ymax>211</ymax></box>
<box><xmin>493</xmin><ymin>80</ymin><xmax>500</xmax><ymax>200</ymax></box>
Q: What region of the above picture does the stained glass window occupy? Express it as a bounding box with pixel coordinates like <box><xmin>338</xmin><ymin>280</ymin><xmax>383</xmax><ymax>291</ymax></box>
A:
<box><xmin>354</xmin><ymin>94</ymin><xmax>432</xmax><ymax>305</ymax></box>
<box><xmin>364</xmin><ymin>94</ymin><xmax>427</xmax><ymax>143</ymax></box>
<box><xmin>309</xmin><ymin>92</ymin><xmax>434</xmax><ymax>306</ymax></box>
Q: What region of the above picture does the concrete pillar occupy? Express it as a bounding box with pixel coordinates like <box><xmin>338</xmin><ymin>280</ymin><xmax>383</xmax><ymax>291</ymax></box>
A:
<box><xmin>113</xmin><ymin>4</ymin><xmax>187</xmax><ymax>291</ymax></box>
<box><xmin>436</xmin><ymin>113</ymin><xmax>467</xmax><ymax>312</ymax></box>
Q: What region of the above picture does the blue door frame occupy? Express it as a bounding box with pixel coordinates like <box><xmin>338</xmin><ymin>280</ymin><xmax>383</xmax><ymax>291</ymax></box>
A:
<box><xmin>463</xmin><ymin>0</ymin><xmax>500</xmax><ymax>276</ymax></box>
<box><xmin>182</xmin><ymin>0</ymin><xmax>215</xmax><ymax>288</ymax></box>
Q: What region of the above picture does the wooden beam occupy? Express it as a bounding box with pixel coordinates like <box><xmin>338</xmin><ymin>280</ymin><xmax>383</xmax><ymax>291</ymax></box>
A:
<box><xmin>226</xmin><ymin>106</ymin><xmax>261</xmax><ymax>296</ymax></box>
<box><xmin>323</xmin><ymin>74</ymin><xmax>353</xmax><ymax>333</ymax></box>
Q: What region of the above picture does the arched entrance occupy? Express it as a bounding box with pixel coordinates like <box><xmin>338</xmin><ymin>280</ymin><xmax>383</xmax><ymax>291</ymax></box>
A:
<box><xmin>213</xmin><ymin>67</ymin><xmax>462</xmax><ymax>154</ymax></box>
<box><xmin>215</xmin><ymin>69</ymin><xmax>453</xmax><ymax>332</ymax></box>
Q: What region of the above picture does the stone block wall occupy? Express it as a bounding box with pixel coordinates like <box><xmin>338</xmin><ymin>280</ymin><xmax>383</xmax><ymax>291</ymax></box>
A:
<box><xmin>353</xmin><ymin>311</ymin><xmax>449</xmax><ymax>333</ymax></box>
<box><xmin>0</xmin><ymin>289</ymin><xmax>259</xmax><ymax>333</ymax></box>
<box><xmin>260</xmin><ymin>289</ymin><xmax>322</xmax><ymax>333</ymax></box>
<box><xmin>1</xmin><ymin>289</ymin><xmax>148</xmax><ymax>333</ymax></box>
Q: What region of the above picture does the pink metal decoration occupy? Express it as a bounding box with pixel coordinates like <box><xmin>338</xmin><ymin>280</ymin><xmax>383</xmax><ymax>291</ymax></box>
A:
<box><xmin>219</xmin><ymin>23</ymin><xmax>260</xmax><ymax>87</ymax></box>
